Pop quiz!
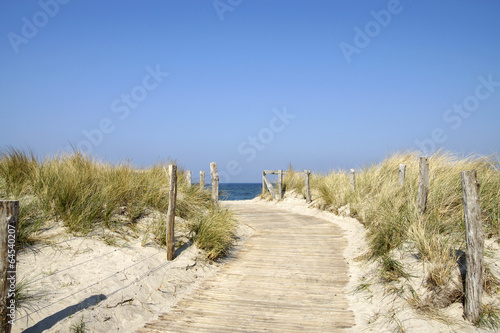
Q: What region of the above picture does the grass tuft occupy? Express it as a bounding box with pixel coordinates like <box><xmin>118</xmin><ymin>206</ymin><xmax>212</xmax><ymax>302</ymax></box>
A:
<box><xmin>189</xmin><ymin>207</ymin><xmax>236</xmax><ymax>260</ymax></box>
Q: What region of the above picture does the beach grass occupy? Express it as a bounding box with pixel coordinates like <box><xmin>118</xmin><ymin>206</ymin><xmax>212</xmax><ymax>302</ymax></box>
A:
<box><xmin>284</xmin><ymin>151</ymin><xmax>499</xmax><ymax>257</ymax></box>
<box><xmin>0</xmin><ymin>148</ymin><xmax>235</xmax><ymax>259</ymax></box>
<box><xmin>283</xmin><ymin>150</ymin><xmax>500</xmax><ymax>325</ymax></box>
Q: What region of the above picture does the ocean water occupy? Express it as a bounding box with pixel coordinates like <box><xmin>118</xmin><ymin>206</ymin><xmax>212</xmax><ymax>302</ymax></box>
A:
<box><xmin>218</xmin><ymin>183</ymin><xmax>262</xmax><ymax>201</ymax></box>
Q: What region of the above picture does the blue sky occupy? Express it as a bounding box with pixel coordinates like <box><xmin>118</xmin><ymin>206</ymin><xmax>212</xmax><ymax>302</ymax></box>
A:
<box><xmin>1</xmin><ymin>1</ymin><xmax>499</xmax><ymax>182</ymax></box>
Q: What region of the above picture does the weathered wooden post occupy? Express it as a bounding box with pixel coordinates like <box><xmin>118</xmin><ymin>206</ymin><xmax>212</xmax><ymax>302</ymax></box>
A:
<box><xmin>210</xmin><ymin>162</ymin><xmax>219</xmax><ymax>204</ymax></box>
<box><xmin>262</xmin><ymin>171</ymin><xmax>277</xmax><ymax>199</ymax></box>
<box><xmin>166</xmin><ymin>165</ymin><xmax>177</xmax><ymax>261</ymax></box>
<box><xmin>262</xmin><ymin>171</ymin><xmax>266</xmax><ymax>195</ymax></box>
<box><xmin>305</xmin><ymin>170</ymin><xmax>311</xmax><ymax>203</ymax></box>
<box><xmin>350</xmin><ymin>169</ymin><xmax>356</xmax><ymax>191</ymax></box>
<box><xmin>0</xmin><ymin>200</ymin><xmax>19</xmax><ymax>333</ymax></box>
<box><xmin>199</xmin><ymin>171</ymin><xmax>205</xmax><ymax>190</ymax></box>
<box><xmin>417</xmin><ymin>157</ymin><xmax>429</xmax><ymax>214</ymax></box>
<box><xmin>278</xmin><ymin>169</ymin><xmax>283</xmax><ymax>200</ymax></box>
<box><xmin>461</xmin><ymin>170</ymin><xmax>484</xmax><ymax>324</ymax></box>
<box><xmin>186</xmin><ymin>170</ymin><xmax>192</xmax><ymax>187</ymax></box>
<box><xmin>399</xmin><ymin>164</ymin><xmax>406</xmax><ymax>186</ymax></box>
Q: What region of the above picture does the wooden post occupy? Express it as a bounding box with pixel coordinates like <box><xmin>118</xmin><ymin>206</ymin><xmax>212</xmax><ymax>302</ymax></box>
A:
<box><xmin>166</xmin><ymin>165</ymin><xmax>177</xmax><ymax>261</ymax></box>
<box><xmin>350</xmin><ymin>169</ymin><xmax>356</xmax><ymax>191</ymax></box>
<box><xmin>199</xmin><ymin>171</ymin><xmax>205</xmax><ymax>190</ymax></box>
<box><xmin>399</xmin><ymin>164</ymin><xmax>406</xmax><ymax>186</ymax></box>
<box><xmin>210</xmin><ymin>162</ymin><xmax>219</xmax><ymax>204</ymax></box>
<box><xmin>262</xmin><ymin>171</ymin><xmax>266</xmax><ymax>195</ymax></box>
<box><xmin>0</xmin><ymin>200</ymin><xmax>19</xmax><ymax>333</ymax></box>
<box><xmin>186</xmin><ymin>170</ymin><xmax>192</xmax><ymax>187</ymax></box>
<box><xmin>417</xmin><ymin>157</ymin><xmax>429</xmax><ymax>214</ymax></box>
<box><xmin>262</xmin><ymin>173</ymin><xmax>277</xmax><ymax>199</ymax></box>
<box><xmin>461</xmin><ymin>170</ymin><xmax>484</xmax><ymax>324</ymax></box>
<box><xmin>305</xmin><ymin>170</ymin><xmax>311</xmax><ymax>203</ymax></box>
<box><xmin>278</xmin><ymin>170</ymin><xmax>283</xmax><ymax>200</ymax></box>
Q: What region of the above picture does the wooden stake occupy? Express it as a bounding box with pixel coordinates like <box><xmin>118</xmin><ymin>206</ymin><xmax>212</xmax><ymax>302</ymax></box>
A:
<box><xmin>461</xmin><ymin>170</ymin><xmax>484</xmax><ymax>324</ymax></box>
<box><xmin>186</xmin><ymin>170</ymin><xmax>192</xmax><ymax>187</ymax></box>
<box><xmin>199</xmin><ymin>171</ymin><xmax>205</xmax><ymax>190</ymax></box>
<box><xmin>278</xmin><ymin>170</ymin><xmax>283</xmax><ymax>200</ymax></box>
<box><xmin>262</xmin><ymin>171</ymin><xmax>266</xmax><ymax>195</ymax></box>
<box><xmin>166</xmin><ymin>165</ymin><xmax>177</xmax><ymax>261</ymax></box>
<box><xmin>0</xmin><ymin>200</ymin><xmax>19</xmax><ymax>333</ymax></box>
<box><xmin>210</xmin><ymin>162</ymin><xmax>219</xmax><ymax>204</ymax></box>
<box><xmin>399</xmin><ymin>164</ymin><xmax>406</xmax><ymax>186</ymax></box>
<box><xmin>263</xmin><ymin>173</ymin><xmax>277</xmax><ymax>199</ymax></box>
<box><xmin>305</xmin><ymin>170</ymin><xmax>311</xmax><ymax>203</ymax></box>
<box><xmin>417</xmin><ymin>157</ymin><xmax>429</xmax><ymax>214</ymax></box>
<box><xmin>349</xmin><ymin>169</ymin><xmax>356</xmax><ymax>192</ymax></box>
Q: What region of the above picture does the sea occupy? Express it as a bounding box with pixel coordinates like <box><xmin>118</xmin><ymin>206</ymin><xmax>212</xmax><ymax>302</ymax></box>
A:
<box><xmin>218</xmin><ymin>183</ymin><xmax>262</xmax><ymax>201</ymax></box>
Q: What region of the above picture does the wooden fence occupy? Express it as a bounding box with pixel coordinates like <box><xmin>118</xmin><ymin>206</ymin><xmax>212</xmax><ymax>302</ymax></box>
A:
<box><xmin>263</xmin><ymin>159</ymin><xmax>485</xmax><ymax>323</ymax></box>
<box><xmin>262</xmin><ymin>170</ymin><xmax>311</xmax><ymax>203</ymax></box>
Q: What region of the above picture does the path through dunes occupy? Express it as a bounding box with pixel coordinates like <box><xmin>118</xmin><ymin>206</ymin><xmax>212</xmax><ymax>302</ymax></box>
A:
<box><xmin>138</xmin><ymin>201</ymin><xmax>354</xmax><ymax>332</ymax></box>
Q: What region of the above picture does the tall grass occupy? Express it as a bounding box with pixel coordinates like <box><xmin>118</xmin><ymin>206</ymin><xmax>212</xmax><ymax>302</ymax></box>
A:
<box><xmin>0</xmin><ymin>148</ymin><xmax>235</xmax><ymax>258</ymax></box>
<box><xmin>284</xmin><ymin>151</ymin><xmax>500</xmax><ymax>258</ymax></box>
<box><xmin>283</xmin><ymin>151</ymin><xmax>500</xmax><ymax>325</ymax></box>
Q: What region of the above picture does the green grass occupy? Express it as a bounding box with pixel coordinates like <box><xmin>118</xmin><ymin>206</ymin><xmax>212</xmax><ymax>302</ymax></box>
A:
<box><xmin>188</xmin><ymin>207</ymin><xmax>236</xmax><ymax>260</ymax></box>
<box><xmin>0</xmin><ymin>148</ymin><xmax>236</xmax><ymax>259</ymax></box>
<box><xmin>69</xmin><ymin>316</ymin><xmax>85</xmax><ymax>333</ymax></box>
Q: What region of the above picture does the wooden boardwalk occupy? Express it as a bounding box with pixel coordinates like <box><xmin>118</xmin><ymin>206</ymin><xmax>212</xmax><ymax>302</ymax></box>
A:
<box><xmin>138</xmin><ymin>201</ymin><xmax>354</xmax><ymax>332</ymax></box>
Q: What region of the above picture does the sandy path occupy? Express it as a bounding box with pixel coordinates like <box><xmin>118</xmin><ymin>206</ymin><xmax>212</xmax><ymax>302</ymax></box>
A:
<box><xmin>138</xmin><ymin>201</ymin><xmax>354</xmax><ymax>332</ymax></box>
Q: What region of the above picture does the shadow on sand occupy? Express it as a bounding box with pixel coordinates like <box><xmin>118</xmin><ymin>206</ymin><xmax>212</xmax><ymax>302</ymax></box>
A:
<box><xmin>22</xmin><ymin>294</ymin><xmax>107</xmax><ymax>333</ymax></box>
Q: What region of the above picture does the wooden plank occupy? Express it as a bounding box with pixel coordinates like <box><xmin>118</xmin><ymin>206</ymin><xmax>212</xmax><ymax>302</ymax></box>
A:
<box><xmin>417</xmin><ymin>157</ymin><xmax>429</xmax><ymax>213</ymax></box>
<box><xmin>210</xmin><ymin>162</ymin><xmax>219</xmax><ymax>204</ymax></box>
<box><xmin>0</xmin><ymin>201</ymin><xmax>19</xmax><ymax>333</ymax></box>
<box><xmin>461</xmin><ymin>170</ymin><xmax>484</xmax><ymax>324</ymax></box>
<box><xmin>262</xmin><ymin>174</ymin><xmax>277</xmax><ymax>199</ymax></box>
<box><xmin>166</xmin><ymin>165</ymin><xmax>177</xmax><ymax>260</ymax></box>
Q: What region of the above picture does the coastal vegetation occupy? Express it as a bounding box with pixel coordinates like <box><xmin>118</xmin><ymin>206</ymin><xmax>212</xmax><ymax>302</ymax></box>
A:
<box><xmin>0</xmin><ymin>147</ymin><xmax>235</xmax><ymax>260</ymax></box>
<box><xmin>283</xmin><ymin>151</ymin><xmax>500</xmax><ymax>329</ymax></box>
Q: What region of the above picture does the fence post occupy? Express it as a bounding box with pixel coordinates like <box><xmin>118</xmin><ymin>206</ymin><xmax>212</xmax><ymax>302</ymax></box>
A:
<box><xmin>461</xmin><ymin>170</ymin><xmax>484</xmax><ymax>324</ymax></box>
<box><xmin>262</xmin><ymin>171</ymin><xmax>266</xmax><ymax>195</ymax></box>
<box><xmin>186</xmin><ymin>170</ymin><xmax>192</xmax><ymax>187</ymax></box>
<box><xmin>350</xmin><ymin>169</ymin><xmax>356</xmax><ymax>191</ymax></box>
<box><xmin>417</xmin><ymin>157</ymin><xmax>429</xmax><ymax>213</ymax></box>
<box><xmin>305</xmin><ymin>170</ymin><xmax>311</xmax><ymax>203</ymax></box>
<box><xmin>199</xmin><ymin>171</ymin><xmax>205</xmax><ymax>190</ymax></box>
<box><xmin>278</xmin><ymin>170</ymin><xmax>283</xmax><ymax>200</ymax></box>
<box><xmin>0</xmin><ymin>200</ymin><xmax>19</xmax><ymax>333</ymax></box>
<box><xmin>166</xmin><ymin>165</ymin><xmax>177</xmax><ymax>261</ymax></box>
<box><xmin>399</xmin><ymin>164</ymin><xmax>406</xmax><ymax>186</ymax></box>
<box><xmin>210</xmin><ymin>162</ymin><xmax>219</xmax><ymax>204</ymax></box>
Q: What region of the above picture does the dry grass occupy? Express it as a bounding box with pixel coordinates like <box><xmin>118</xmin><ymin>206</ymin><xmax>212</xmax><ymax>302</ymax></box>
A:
<box><xmin>283</xmin><ymin>150</ymin><xmax>500</xmax><ymax>327</ymax></box>
<box><xmin>0</xmin><ymin>148</ymin><xmax>236</xmax><ymax>259</ymax></box>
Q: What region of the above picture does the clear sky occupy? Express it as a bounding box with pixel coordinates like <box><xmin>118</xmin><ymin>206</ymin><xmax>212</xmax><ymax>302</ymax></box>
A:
<box><xmin>1</xmin><ymin>1</ymin><xmax>499</xmax><ymax>182</ymax></box>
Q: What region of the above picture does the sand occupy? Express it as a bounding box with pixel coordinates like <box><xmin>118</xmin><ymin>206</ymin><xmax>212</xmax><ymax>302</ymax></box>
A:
<box><xmin>12</xmin><ymin>196</ymin><xmax>497</xmax><ymax>332</ymax></box>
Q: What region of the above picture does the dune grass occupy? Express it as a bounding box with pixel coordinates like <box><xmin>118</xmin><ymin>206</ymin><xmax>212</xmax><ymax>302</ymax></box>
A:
<box><xmin>283</xmin><ymin>150</ymin><xmax>500</xmax><ymax>326</ymax></box>
<box><xmin>284</xmin><ymin>151</ymin><xmax>499</xmax><ymax>257</ymax></box>
<box><xmin>0</xmin><ymin>148</ymin><xmax>235</xmax><ymax>259</ymax></box>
